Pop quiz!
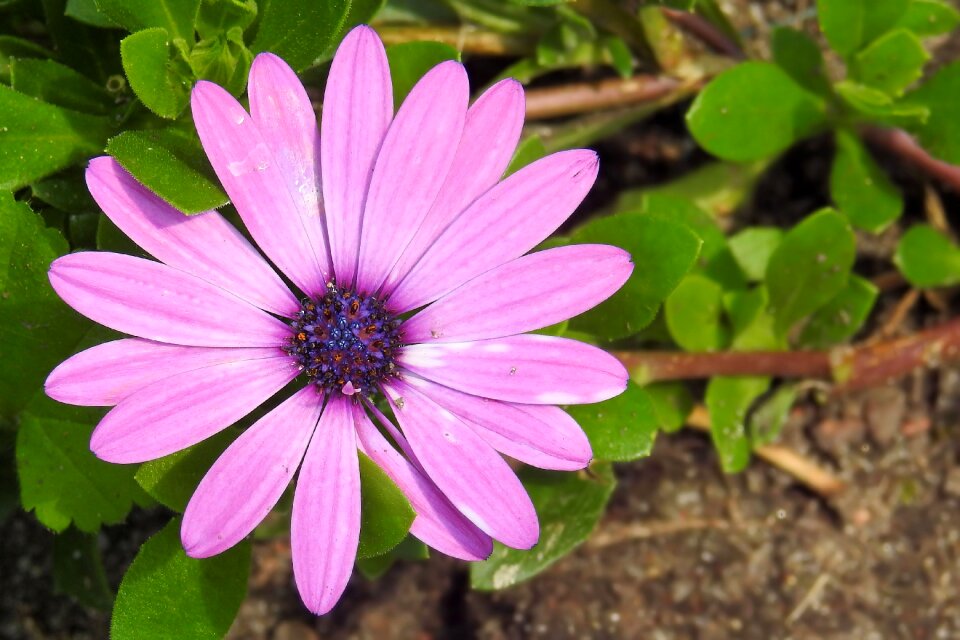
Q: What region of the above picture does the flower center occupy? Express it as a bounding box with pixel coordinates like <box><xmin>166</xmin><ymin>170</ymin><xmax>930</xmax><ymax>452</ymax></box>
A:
<box><xmin>285</xmin><ymin>283</ymin><xmax>402</xmax><ymax>396</ymax></box>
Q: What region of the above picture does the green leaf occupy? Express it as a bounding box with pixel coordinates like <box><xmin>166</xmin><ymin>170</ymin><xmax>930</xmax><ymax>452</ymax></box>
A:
<box><xmin>31</xmin><ymin>168</ymin><xmax>99</xmax><ymax>214</ymax></box>
<box><xmin>196</xmin><ymin>0</ymin><xmax>257</xmax><ymax>39</ymax></box>
<box><xmin>0</xmin><ymin>36</ymin><xmax>55</xmax><ymax>83</ymax></box>
<box><xmin>830</xmin><ymin>129</ymin><xmax>903</xmax><ymax>232</ymax></box>
<box><xmin>112</xmin><ymin>518</ymin><xmax>250</xmax><ymax>640</ymax></box>
<box><xmin>626</xmin><ymin>161</ymin><xmax>767</xmax><ymax>218</ymax></box>
<box><xmin>664</xmin><ymin>274</ymin><xmax>729</xmax><ymax>352</ymax></box>
<box><xmin>705</xmin><ymin>376</ymin><xmax>769</xmax><ymax>473</ymax></box>
<box><xmin>686</xmin><ymin>61</ymin><xmax>826</xmax><ymax>162</ymax></box>
<box><xmin>0</xmin><ymin>194</ymin><xmax>91</xmax><ymax>417</ymax></box>
<box><xmin>0</xmin><ymin>85</ymin><xmax>113</xmax><ymax>190</ymax></box>
<box><xmin>17</xmin><ymin>395</ymin><xmax>145</xmax><ymax>532</ymax></box>
<box><xmin>725</xmin><ymin>287</ymin><xmax>783</xmax><ymax>351</ymax></box>
<box><xmin>97</xmin><ymin>213</ymin><xmax>145</xmax><ymax>255</ymax></box>
<box><xmin>766</xmin><ymin>209</ymin><xmax>856</xmax><ymax>336</ymax></box>
<box><xmin>106</xmin><ymin>127</ymin><xmax>229</xmax><ymax>213</ymax></box>
<box><xmin>818</xmin><ymin>0</ymin><xmax>909</xmax><ymax>57</ymax></box>
<box><xmin>896</xmin><ymin>0</ymin><xmax>960</xmax><ymax>36</ymax></box>
<box><xmin>566</xmin><ymin>382</ymin><xmax>659</xmax><ymax>462</ymax></box>
<box><xmin>903</xmin><ymin>62</ymin><xmax>960</xmax><ymax>164</ymax></box>
<box><xmin>748</xmin><ymin>384</ymin><xmax>797</xmax><ymax>447</ymax></box>
<box><xmin>470</xmin><ymin>464</ymin><xmax>616</xmax><ymax>590</ymax></box>
<box><xmin>94</xmin><ymin>0</ymin><xmax>200</xmax><ymax>40</ymax></box>
<box><xmin>356</xmin><ymin>535</ymin><xmax>429</xmax><ymax>580</ymax></box>
<box><xmin>386</xmin><ymin>41</ymin><xmax>460</xmax><ymax>108</ymax></box>
<box><xmin>569</xmin><ymin>213</ymin><xmax>701</xmax><ymax>340</ymax></box>
<box><xmin>727</xmin><ymin>227</ymin><xmax>783</xmax><ymax>281</ymax></box>
<box><xmin>53</xmin><ymin>527</ymin><xmax>113</xmax><ymax>610</ymax></box>
<box><xmin>10</xmin><ymin>58</ymin><xmax>114</xmax><ymax>115</ymax></box>
<box><xmin>799</xmin><ymin>275</ymin><xmax>878</xmax><ymax>348</ymax></box>
<box><xmin>894</xmin><ymin>224</ymin><xmax>960</xmax><ymax>287</ymax></box>
<box><xmin>357</xmin><ymin>452</ymin><xmax>415</xmax><ymax>559</ymax></box>
<box><xmin>66</xmin><ymin>0</ymin><xmax>121</xmax><ymax>28</ymax></box>
<box><xmin>771</xmin><ymin>27</ymin><xmax>830</xmax><ymax>96</ymax></box>
<box><xmin>643</xmin><ymin>382</ymin><xmax>693</xmax><ymax>434</ymax></box>
<box><xmin>134</xmin><ymin>430</ymin><xmax>236</xmax><ymax>512</ymax></box>
<box><xmin>506</xmin><ymin>135</ymin><xmax>548</xmax><ymax>177</ymax></box>
<box><xmin>835</xmin><ymin>80</ymin><xmax>930</xmax><ymax>127</ymax></box>
<box><xmin>251</xmin><ymin>0</ymin><xmax>350</xmax><ymax>71</ymax></box>
<box><xmin>120</xmin><ymin>28</ymin><xmax>192</xmax><ymax>119</ymax></box>
<box><xmin>187</xmin><ymin>28</ymin><xmax>253</xmax><ymax>96</ymax></box>
<box><xmin>850</xmin><ymin>29</ymin><xmax>929</xmax><ymax>97</ymax></box>
<box><xmin>639</xmin><ymin>193</ymin><xmax>726</xmax><ymax>262</ymax></box>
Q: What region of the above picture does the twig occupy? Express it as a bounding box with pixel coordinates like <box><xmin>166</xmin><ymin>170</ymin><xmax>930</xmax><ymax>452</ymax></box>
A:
<box><xmin>686</xmin><ymin>407</ymin><xmax>846</xmax><ymax>497</ymax></box>
<box><xmin>863</xmin><ymin>126</ymin><xmax>960</xmax><ymax>193</ymax></box>
<box><xmin>871</xmin><ymin>269</ymin><xmax>907</xmax><ymax>292</ymax></box>
<box><xmin>615</xmin><ymin>315</ymin><xmax>960</xmax><ymax>392</ymax></box>
<box><xmin>587</xmin><ymin>517</ymin><xmax>730</xmax><ymax>549</ymax></box>
<box><xmin>661</xmin><ymin>8</ymin><xmax>745</xmax><ymax>59</ymax></box>
<box><xmin>524</xmin><ymin>75</ymin><xmax>684</xmax><ymax>120</ymax></box>
<box><xmin>375</xmin><ymin>25</ymin><xmax>534</xmax><ymax>56</ymax></box>
<box><xmin>870</xmin><ymin>288</ymin><xmax>920</xmax><ymax>342</ymax></box>
<box><xmin>786</xmin><ymin>573</ymin><xmax>832</xmax><ymax>625</ymax></box>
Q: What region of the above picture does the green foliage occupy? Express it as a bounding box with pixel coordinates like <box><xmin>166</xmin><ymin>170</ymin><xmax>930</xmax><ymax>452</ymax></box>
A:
<box><xmin>567</xmin><ymin>382</ymin><xmax>660</xmax><ymax>462</ymax></box>
<box><xmin>134</xmin><ymin>430</ymin><xmax>236</xmax><ymax>512</ymax></box>
<box><xmin>799</xmin><ymin>275</ymin><xmax>878</xmax><ymax>348</ymax></box>
<box><xmin>10</xmin><ymin>58</ymin><xmax>113</xmax><ymax>114</ymax></box>
<box><xmin>665</xmin><ymin>274</ymin><xmax>729</xmax><ymax>351</ymax></box>
<box><xmin>95</xmin><ymin>0</ymin><xmax>200</xmax><ymax>40</ymax></box>
<box><xmin>830</xmin><ymin>129</ymin><xmax>903</xmax><ymax>232</ymax></box>
<box><xmin>644</xmin><ymin>382</ymin><xmax>693</xmax><ymax>433</ymax></box>
<box><xmin>386</xmin><ymin>41</ymin><xmax>460</xmax><ymax>108</ymax></box>
<box><xmin>727</xmin><ymin>227</ymin><xmax>782</xmax><ymax>281</ymax></box>
<box><xmin>748</xmin><ymin>384</ymin><xmax>798</xmax><ymax>447</ymax></box>
<box><xmin>818</xmin><ymin>0</ymin><xmax>908</xmax><ymax>57</ymax></box>
<box><xmin>250</xmin><ymin>0</ymin><xmax>350</xmax><ymax>71</ymax></box>
<box><xmin>849</xmin><ymin>29</ymin><xmax>928</xmax><ymax>97</ymax></box>
<box><xmin>904</xmin><ymin>62</ymin><xmax>960</xmax><ymax>164</ymax></box>
<box><xmin>106</xmin><ymin>127</ymin><xmax>229</xmax><ymax>213</ymax></box>
<box><xmin>896</xmin><ymin>0</ymin><xmax>960</xmax><ymax>37</ymax></box>
<box><xmin>112</xmin><ymin>518</ymin><xmax>250</xmax><ymax>640</ymax></box>
<box><xmin>120</xmin><ymin>27</ymin><xmax>192</xmax><ymax>118</ymax></box>
<box><xmin>17</xmin><ymin>395</ymin><xmax>146</xmax><ymax>532</ymax></box>
<box><xmin>53</xmin><ymin>526</ymin><xmax>113</xmax><ymax>609</ymax></box>
<box><xmin>357</xmin><ymin>452</ymin><xmax>415</xmax><ymax>559</ymax></box>
<box><xmin>895</xmin><ymin>224</ymin><xmax>960</xmax><ymax>287</ymax></box>
<box><xmin>706</xmin><ymin>376</ymin><xmax>769</xmax><ymax>473</ymax></box>
<box><xmin>470</xmin><ymin>464</ymin><xmax>615</xmax><ymax>590</ymax></box>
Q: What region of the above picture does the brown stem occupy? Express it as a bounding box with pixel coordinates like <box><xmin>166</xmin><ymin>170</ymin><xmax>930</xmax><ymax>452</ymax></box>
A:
<box><xmin>660</xmin><ymin>8</ymin><xmax>745</xmax><ymax>59</ymax></box>
<box><xmin>524</xmin><ymin>75</ymin><xmax>684</xmax><ymax>120</ymax></box>
<box><xmin>862</xmin><ymin>126</ymin><xmax>960</xmax><ymax>193</ymax></box>
<box><xmin>375</xmin><ymin>25</ymin><xmax>534</xmax><ymax>56</ymax></box>
<box><xmin>616</xmin><ymin>316</ymin><xmax>960</xmax><ymax>392</ymax></box>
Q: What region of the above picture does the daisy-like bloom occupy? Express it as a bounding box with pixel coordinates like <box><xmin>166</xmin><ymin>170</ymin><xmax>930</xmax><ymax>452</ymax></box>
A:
<box><xmin>45</xmin><ymin>26</ymin><xmax>632</xmax><ymax>614</ymax></box>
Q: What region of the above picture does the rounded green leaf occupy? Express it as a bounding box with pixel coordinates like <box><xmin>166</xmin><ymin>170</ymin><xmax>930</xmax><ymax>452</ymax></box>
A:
<box><xmin>818</xmin><ymin>0</ymin><xmax>908</xmax><ymax>57</ymax></box>
<box><xmin>904</xmin><ymin>62</ymin><xmax>960</xmax><ymax>164</ymax></box>
<box><xmin>112</xmin><ymin>518</ymin><xmax>250</xmax><ymax>640</ymax></box>
<box><xmin>386</xmin><ymin>41</ymin><xmax>460</xmax><ymax>108</ymax></box>
<box><xmin>896</xmin><ymin>0</ymin><xmax>960</xmax><ymax>37</ymax></box>
<box><xmin>766</xmin><ymin>208</ymin><xmax>856</xmax><ymax>336</ymax></box>
<box><xmin>566</xmin><ymin>382</ymin><xmax>659</xmax><ymax>462</ymax></box>
<box><xmin>850</xmin><ymin>29</ymin><xmax>929</xmax><ymax>97</ymax></box>
<box><xmin>686</xmin><ymin>61</ymin><xmax>825</xmax><ymax>162</ymax></box>
<box><xmin>830</xmin><ymin>129</ymin><xmax>903</xmax><ymax>233</ymax></box>
<box><xmin>799</xmin><ymin>275</ymin><xmax>878</xmax><ymax>348</ymax></box>
<box><xmin>134</xmin><ymin>430</ymin><xmax>236</xmax><ymax>512</ymax></box>
<box><xmin>705</xmin><ymin>376</ymin><xmax>769</xmax><ymax>473</ymax></box>
<box><xmin>120</xmin><ymin>27</ymin><xmax>191</xmax><ymax>119</ymax></box>
<box><xmin>357</xmin><ymin>452</ymin><xmax>415</xmax><ymax>559</ymax></box>
<box><xmin>251</xmin><ymin>0</ymin><xmax>350</xmax><ymax>71</ymax></box>
<box><xmin>728</xmin><ymin>227</ymin><xmax>783</xmax><ymax>281</ymax></box>
<box><xmin>894</xmin><ymin>224</ymin><xmax>960</xmax><ymax>288</ymax></box>
<box><xmin>771</xmin><ymin>27</ymin><xmax>830</xmax><ymax>96</ymax></box>
<box><xmin>569</xmin><ymin>213</ymin><xmax>701</xmax><ymax>340</ymax></box>
<box><xmin>664</xmin><ymin>273</ymin><xmax>729</xmax><ymax>352</ymax></box>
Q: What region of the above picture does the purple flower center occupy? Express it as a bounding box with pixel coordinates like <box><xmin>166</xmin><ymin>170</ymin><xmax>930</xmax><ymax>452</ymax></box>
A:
<box><xmin>284</xmin><ymin>283</ymin><xmax>402</xmax><ymax>396</ymax></box>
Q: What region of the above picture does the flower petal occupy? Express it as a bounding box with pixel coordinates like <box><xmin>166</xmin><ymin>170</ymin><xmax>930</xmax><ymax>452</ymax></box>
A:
<box><xmin>45</xmin><ymin>339</ymin><xmax>281</xmax><ymax>406</ymax></box>
<box><xmin>90</xmin><ymin>356</ymin><xmax>297</xmax><ymax>463</ymax></box>
<box><xmin>354</xmin><ymin>402</ymin><xmax>492</xmax><ymax>560</ymax></box>
<box><xmin>182</xmin><ymin>387</ymin><xmax>323</xmax><ymax>558</ymax></box>
<box><xmin>399</xmin><ymin>335</ymin><xmax>627</xmax><ymax>405</ymax></box>
<box><xmin>85</xmin><ymin>156</ymin><xmax>298</xmax><ymax>316</ymax></box>
<box><xmin>192</xmin><ymin>80</ymin><xmax>328</xmax><ymax>294</ymax></box>
<box><xmin>388</xmin><ymin>149</ymin><xmax>599</xmax><ymax>312</ymax></box>
<box><xmin>356</xmin><ymin>61</ymin><xmax>468</xmax><ymax>293</ymax></box>
<box><xmin>384</xmin><ymin>379</ymin><xmax>538</xmax><ymax>549</ymax></box>
<box><xmin>406</xmin><ymin>377</ymin><xmax>591</xmax><ymax>471</ymax></box>
<box><xmin>248</xmin><ymin>53</ymin><xmax>332</xmax><ymax>280</ymax></box>
<box><xmin>321</xmin><ymin>25</ymin><xmax>393</xmax><ymax>287</ymax></box>
<box><xmin>403</xmin><ymin>244</ymin><xmax>633</xmax><ymax>343</ymax></box>
<box><xmin>381</xmin><ymin>79</ymin><xmax>525</xmax><ymax>296</ymax></box>
<box><xmin>48</xmin><ymin>252</ymin><xmax>291</xmax><ymax>348</ymax></box>
<box><xmin>291</xmin><ymin>396</ymin><xmax>361</xmax><ymax>615</ymax></box>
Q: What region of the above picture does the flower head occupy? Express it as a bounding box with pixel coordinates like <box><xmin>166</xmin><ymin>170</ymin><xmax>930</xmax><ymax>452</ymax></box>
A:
<box><xmin>45</xmin><ymin>25</ymin><xmax>632</xmax><ymax>614</ymax></box>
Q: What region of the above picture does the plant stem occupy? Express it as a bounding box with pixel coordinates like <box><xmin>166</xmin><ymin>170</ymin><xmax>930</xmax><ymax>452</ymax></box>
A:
<box><xmin>660</xmin><ymin>8</ymin><xmax>745</xmax><ymax>59</ymax></box>
<box><xmin>375</xmin><ymin>25</ymin><xmax>534</xmax><ymax>56</ymax></box>
<box><xmin>524</xmin><ymin>75</ymin><xmax>685</xmax><ymax>120</ymax></box>
<box><xmin>862</xmin><ymin>126</ymin><xmax>960</xmax><ymax>193</ymax></box>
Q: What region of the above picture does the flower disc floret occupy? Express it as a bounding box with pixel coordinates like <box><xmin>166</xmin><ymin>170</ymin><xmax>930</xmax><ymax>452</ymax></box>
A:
<box><xmin>285</xmin><ymin>282</ymin><xmax>402</xmax><ymax>395</ymax></box>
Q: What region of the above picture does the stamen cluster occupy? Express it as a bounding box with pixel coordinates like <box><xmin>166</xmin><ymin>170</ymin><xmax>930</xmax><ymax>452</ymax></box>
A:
<box><xmin>285</xmin><ymin>283</ymin><xmax>402</xmax><ymax>395</ymax></box>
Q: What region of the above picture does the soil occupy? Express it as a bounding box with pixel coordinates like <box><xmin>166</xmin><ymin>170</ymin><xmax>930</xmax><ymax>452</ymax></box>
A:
<box><xmin>4</xmin><ymin>2</ymin><xmax>960</xmax><ymax>639</ymax></box>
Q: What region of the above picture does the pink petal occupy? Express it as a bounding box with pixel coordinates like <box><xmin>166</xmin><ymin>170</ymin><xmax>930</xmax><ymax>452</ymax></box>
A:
<box><xmin>45</xmin><ymin>338</ymin><xmax>281</xmax><ymax>406</ymax></box>
<box><xmin>406</xmin><ymin>377</ymin><xmax>591</xmax><ymax>471</ymax></box>
<box><xmin>85</xmin><ymin>156</ymin><xmax>298</xmax><ymax>316</ymax></box>
<box><xmin>354</xmin><ymin>402</ymin><xmax>493</xmax><ymax>560</ymax></box>
<box><xmin>182</xmin><ymin>387</ymin><xmax>323</xmax><ymax>558</ymax></box>
<box><xmin>248</xmin><ymin>53</ymin><xmax>332</xmax><ymax>280</ymax></box>
<box><xmin>403</xmin><ymin>244</ymin><xmax>633</xmax><ymax>343</ymax></box>
<box><xmin>388</xmin><ymin>150</ymin><xmax>599</xmax><ymax>312</ymax></box>
<box><xmin>192</xmin><ymin>81</ymin><xmax>328</xmax><ymax>295</ymax></box>
<box><xmin>384</xmin><ymin>379</ymin><xmax>539</xmax><ymax>549</ymax></box>
<box><xmin>90</xmin><ymin>356</ymin><xmax>297</xmax><ymax>463</ymax></box>
<box><xmin>321</xmin><ymin>25</ymin><xmax>393</xmax><ymax>288</ymax></box>
<box><xmin>381</xmin><ymin>79</ymin><xmax>525</xmax><ymax>296</ymax></box>
<box><xmin>291</xmin><ymin>396</ymin><xmax>361</xmax><ymax>615</ymax></box>
<box><xmin>399</xmin><ymin>335</ymin><xmax>627</xmax><ymax>405</ymax></box>
<box><xmin>48</xmin><ymin>252</ymin><xmax>291</xmax><ymax>347</ymax></box>
<box><xmin>356</xmin><ymin>61</ymin><xmax>468</xmax><ymax>293</ymax></box>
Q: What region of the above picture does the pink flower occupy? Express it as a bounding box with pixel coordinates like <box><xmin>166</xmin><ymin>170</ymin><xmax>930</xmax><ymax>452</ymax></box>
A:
<box><xmin>45</xmin><ymin>26</ymin><xmax>632</xmax><ymax>614</ymax></box>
